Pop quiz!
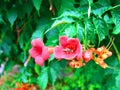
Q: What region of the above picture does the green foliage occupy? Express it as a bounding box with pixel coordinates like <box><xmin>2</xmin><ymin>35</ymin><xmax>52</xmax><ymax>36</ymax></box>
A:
<box><xmin>32</xmin><ymin>0</ymin><xmax>42</xmax><ymax>15</ymax></box>
<box><xmin>37</xmin><ymin>68</ymin><xmax>48</xmax><ymax>90</ymax></box>
<box><xmin>0</xmin><ymin>0</ymin><xmax>120</xmax><ymax>90</ymax></box>
<box><xmin>48</xmin><ymin>66</ymin><xmax>57</xmax><ymax>86</ymax></box>
<box><xmin>7</xmin><ymin>8</ymin><xmax>17</xmax><ymax>28</ymax></box>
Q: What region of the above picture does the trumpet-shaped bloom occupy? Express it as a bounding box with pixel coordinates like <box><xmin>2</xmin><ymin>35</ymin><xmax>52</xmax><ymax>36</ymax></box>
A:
<box><xmin>29</xmin><ymin>38</ymin><xmax>50</xmax><ymax>66</ymax></box>
<box><xmin>54</xmin><ymin>36</ymin><xmax>82</xmax><ymax>60</ymax></box>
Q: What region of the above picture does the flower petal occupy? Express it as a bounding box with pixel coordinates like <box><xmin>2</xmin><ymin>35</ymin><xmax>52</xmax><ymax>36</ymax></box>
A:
<box><xmin>31</xmin><ymin>38</ymin><xmax>44</xmax><ymax>47</ymax></box>
<box><xmin>62</xmin><ymin>53</ymin><xmax>76</xmax><ymax>60</ymax></box>
<box><xmin>67</xmin><ymin>38</ymin><xmax>79</xmax><ymax>46</ymax></box>
<box><xmin>35</xmin><ymin>56</ymin><xmax>44</xmax><ymax>66</ymax></box>
<box><xmin>59</xmin><ymin>36</ymin><xmax>68</xmax><ymax>47</ymax></box>
<box><xmin>54</xmin><ymin>46</ymin><xmax>63</xmax><ymax>60</ymax></box>
<box><xmin>76</xmin><ymin>44</ymin><xmax>83</xmax><ymax>60</ymax></box>
<box><xmin>29</xmin><ymin>48</ymin><xmax>41</xmax><ymax>58</ymax></box>
<box><xmin>42</xmin><ymin>47</ymin><xmax>50</xmax><ymax>60</ymax></box>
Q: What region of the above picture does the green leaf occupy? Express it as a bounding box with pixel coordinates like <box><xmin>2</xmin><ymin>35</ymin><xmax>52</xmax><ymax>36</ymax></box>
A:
<box><xmin>78</xmin><ymin>22</ymin><xmax>84</xmax><ymax>42</ymax></box>
<box><xmin>21</xmin><ymin>74</ymin><xmax>28</xmax><ymax>83</ymax></box>
<box><xmin>112</xmin><ymin>24</ymin><xmax>120</xmax><ymax>34</ymax></box>
<box><xmin>24</xmin><ymin>3</ymin><xmax>33</xmax><ymax>16</ymax></box>
<box><xmin>48</xmin><ymin>67</ymin><xmax>57</xmax><ymax>86</ymax></box>
<box><xmin>34</xmin><ymin>64</ymin><xmax>40</xmax><ymax>75</ymax></box>
<box><xmin>45</xmin><ymin>17</ymin><xmax>73</xmax><ymax>34</ymax></box>
<box><xmin>4</xmin><ymin>60</ymin><xmax>15</xmax><ymax>71</ymax></box>
<box><xmin>1</xmin><ymin>36</ymin><xmax>12</xmax><ymax>55</ymax></box>
<box><xmin>37</xmin><ymin>68</ymin><xmax>48</xmax><ymax>90</ymax></box>
<box><xmin>58</xmin><ymin>0</ymin><xmax>75</xmax><ymax>14</ymax></box>
<box><xmin>92</xmin><ymin>0</ymin><xmax>111</xmax><ymax>17</ymax></box>
<box><xmin>7</xmin><ymin>8</ymin><xmax>17</xmax><ymax>27</ymax></box>
<box><xmin>31</xmin><ymin>20</ymin><xmax>47</xmax><ymax>39</ymax></box>
<box><xmin>116</xmin><ymin>72</ymin><xmax>120</xmax><ymax>90</ymax></box>
<box><xmin>85</xmin><ymin>19</ymin><xmax>96</xmax><ymax>44</ymax></box>
<box><xmin>93</xmin><ymin>17</ymin><xmax>108</xmax><ymax>41</ymax></box>
<box><xmin>48</xmin><ymin>54</ymin><xmax>55</xmax><ymax>62</ymax></box>
<box><xmin>50</xmin><ymin>61</ymin><xmax>61</xmax><ymax>76</ymax></box>
<box><xmin>60</xmin><ymin>24</ymin><xmax>77</xmax><ymax>37</ymax></box>
<box><xmin>32</xmin><ymin>0</ymin><xmax>42</xmax><ymax>15</ymax></box>
<box><xmin>46</xmin><ymin>36</ymin><xmax>58</xmax><ymax>46</ymax></box>
<box><xmin>59</xmin><ymin>10</ymin><xmax>83</xmax><ymax>19</ymax></box>
<box><xmin>51</xmin><ymin>17</ymin><xmax>73</xmax><ymax>29</ymax></box>
<box><xmin>112</xmin><ymin>7</ymin><xmax>120</xmax><ymax>34</ymax></box>
<box><xmin>0</xmin><ymin>13</ymin><xmax>5</xmax><ymax>24</ymax></box>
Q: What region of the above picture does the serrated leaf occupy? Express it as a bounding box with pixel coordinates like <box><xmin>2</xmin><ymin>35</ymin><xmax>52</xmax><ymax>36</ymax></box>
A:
<box><xmin>60</xmin><ymin>24</ymin><xmax>77</xmax><ymax>37</ymax></box>
<box><xmin>45</xmin><ymin>17</ymin><xmax>73</xmax><ymax>34</ymax></box>
<box><xmin>60</xmin><ymin>10</ymin><xmax>83</xmax><ymax>19</ymax></box>
<box><xmin>111</xmin><ymin>7</ymin><xmax>120</xmax><ymax>34</ymax></box>
<box><xmin>32</xmin><ymin>0</ymin><xmax>42</xmax><ymax>15</ymax></box>
<box><xmin>78</xmin><ymin>22</ymin><xmax>84</xmax><ymax>42</ymax></box>
<box><xmin>92</xmin><ymin>5</ymin><xmax>110</xmax><ymax>17</ymax></box>
<box><xmin>51</xmin><ymin>17</ymin><xmax>73</xmax><ymax>28</ymax></box>
<box><xmin>7</xmin><ymin>8</ymin><xmax>17</xmax><ymax>27</ymax></box>
<box><xmin>112</xmin><ymin>24</ymin><xmax>120</xmax><ymax>34</ymax></box>
<box><xmin>37</xmin><ymin>68</ymin><xmax>48</xmax><ymax>90</ymax></box>
<box><xmin>93</xmin><ymin>17</ymin><xmax>108</xmax><ymax>41</ymax></box>
<box><xmin>92</xmin><ymin>0</ymin><xmax>111</xmax><ymax>17</ymax></box>
<box><xmin>85</xmin><ymin>19</ymin><xmax>96</xmax><ymax>44</ymax></box>
<box><xmin>48</xmin><ymin>67</ymin><xmax>57</xmax><ymax>86</ymax></box>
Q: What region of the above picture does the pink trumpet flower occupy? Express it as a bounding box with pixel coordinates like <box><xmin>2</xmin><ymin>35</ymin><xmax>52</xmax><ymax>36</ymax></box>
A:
<box><xmin>29</xmin><ymin>38</ymin><xmax>50</xmax><ymax>66</ymax></box>
<box><xmin>54</xmin><ymin>36</ymin><xmax>82</xmax><ymax>60</ymax></box>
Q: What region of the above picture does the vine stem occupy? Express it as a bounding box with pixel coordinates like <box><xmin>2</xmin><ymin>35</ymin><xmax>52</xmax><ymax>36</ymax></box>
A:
<box><xmin>24</xmin><ymin>55</ymin><xmax>31</xmax><ymax>67</ymax></box>
<box><xmin>108</xmin><ymin>35</ymin><xmax>120</xmax><ymax>63</ymax></box>
<box><xmin>109</xmin><ymin>4</ymin><xmax>120</xmax><ymax>10</ymax></box>
<box><xmin>102</xmin><ymin>4</ymin><xmax>120</xmax><ymax>15</ymax></box>
<box><xmin>75</xmin><ymin>22</ymin><xmax>79</xmax><ymax>38</ymax></box>
<box><xmin>112</xmin><ymin>42</ymin><xmax>120</xmax><ymax>63</ymax></box>
<box><xmin>16</xmin><ymin>12</ymin><xmax>35</xmax><ymax>44</ymax></box>
<box><xmin>83</xmin><ymin>23</ymin><xmax>87</xmax><ymax>50</ymax></box>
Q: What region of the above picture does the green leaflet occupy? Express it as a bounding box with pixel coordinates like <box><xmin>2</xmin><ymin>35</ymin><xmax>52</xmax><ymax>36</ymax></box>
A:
<box><xmin>45</xmin><ymin>17</ymin><xmax>73</xmax><ymax>34</ymax></box>
<box><xmin>116</xmin><ymin>72</ymin><xmax>120</xmax><ymax>90</ymax></box>
<box><xmin>37</xmin><ymin>68</ymin><xmax>48</xmax><ymax>90</ymax></box>
<box><xmin>32</xmin><ymin>19</ymin><xmax>49</xmax><ymax>39</ymax></box>
<box><xmin>0</xmin><ymin>13</ymin><xmax>5</xmax><ymax>24</ymax></box>
<box><xmin>93</xmin><ymin>17</ymin><xmax>108</xmax><ymax>41</ymax></box>
<box><xmin>112</xmin><ymin>7</ymin><xmax>120</xmax><ymax>34</ymax></box>
<box><xmin>51</xmin><ymin>17</ymin><xmax>73</xmax><ymax>28</ymax></box>
<box><xmin>32</xmin><ymin>0</ymin><xmax>42</xmax><ymax>15</ymax></box>
<box><xmin>7</xmin><ymin>8</ymin><xmax>17</xmax><ymax>28</ymax></box>
<box><xmin>34</xmin><ymin>64</ymin><xmax>41</xmax><ymax>75</ymax></box>
<box><xmin>59</xmin><ymin>24</ymin><xmax>77</xmax><ymax>37</ymax></box>
<box><xmin>84</xmin><ymin>19</ymin><xmax>96</xmax><ymax>44</ymax></box>
<box><xmin>48</xmin><ymin>67</ymin><xmax>57</xmax><ymax>86</ymax></box>
<box><xmin>92</xmin><ymin>0</ymin><xmax>111</xmax><ymax>17</ymax></box>
<box><xmin>58</xmin><ymin>0</ymin><xmax>75</xmax><ymax>14</ymax></box>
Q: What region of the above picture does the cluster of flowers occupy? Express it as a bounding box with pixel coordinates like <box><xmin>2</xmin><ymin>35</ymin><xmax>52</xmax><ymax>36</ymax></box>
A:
<box><xmin>29</xmin><ymin>36</ymin><xmax>112</xmax><ymax>68</ymax></box>
<box><xmin>15</xmin><ymin>83</ymin><xmax>37</xmax><ymax>90</ymax></box>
